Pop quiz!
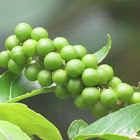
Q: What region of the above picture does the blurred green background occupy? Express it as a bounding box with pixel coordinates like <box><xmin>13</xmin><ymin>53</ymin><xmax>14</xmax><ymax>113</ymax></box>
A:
<box><xmin>0</xmin><ymin>0</ymin><xmax>140</xmax><ymax>139</ymax></box>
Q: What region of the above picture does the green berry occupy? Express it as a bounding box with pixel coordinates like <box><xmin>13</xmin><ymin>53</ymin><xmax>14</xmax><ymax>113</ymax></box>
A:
<box><xmin>107</xmin><ymin>77</ymin><xmax>122</xmax><ymax>89</ymax></box>
<box><xmin>52</xmin><ymin>69</ymin><xmax>68</xmax><ymax>84</ymax></box>
<box><xmin>74</xmin><ymin>95</ymin><xmax>90</xmax><ymax>110</ymax></box>
<box><xmin>66</xmin><ymin>59</ymin><xmax>85</xmax><ymax>78</ymax></box>
<box><xmin>10</xmin><ymin>46</ymin><xmax>27</xmax><ymax>64</ymax></box>
<box><xmin>5</xmin><ymin>35</ymin><xmax>20</xmax><ymax>50</ymax></box>
<box><xmin>82</xmin><ymin>54</ymin><xmax>98</xmax><ymax>69</ymax></box>
<box><xmin>60</xmin><ymin>45</ymin><xmax>77</xmax><ymax>61</ymax></box>
<box><xmin>100</xmin><ymin>89</ymin><xmax>117</xmax><ymax>107</ymax></box>
<box><xmin>30</xmin><ymin>27</ymin><xmax>48</xmax><ymax>41</ymax></box>
<box><xmin>74</xmin><ymin>45</ymin><xmax>87</xmax><ymax>59</ymax></box>
<box><xmin>53</xmin><ymin>37</ymin><xmax>69</xmax><ymax>52</ymax></box>
<box><xmin>82</xmin><ymin>87</ymin><xmax>100</xmax><ymax>105</ymax></box>
<box><xmin>0</xmin><ymin>51</ymin><xmax>10</xmax><ymax>68</ymax></box>
<box><xmin>15</xmin><ymin>23</ymin><xmax>32</xmax><ymax>41</ymax></box>
<box><xmin>99</xmin><ymin>64</ymin><xmax>114</xmax><ymax>81</ymax></box>
<box><xmin>97</xmin><ymin>67</ymin><xmax>109</xmax><ymax>85</ymax></box>
<box><xmin>67</xmin><ymin>78</ymin><xmax>84</xmax><ymax>96</ymax></box>
<box><xmin>25</xmin><ymin>64</ymin><xmax>40</xmax><ymax>81</ymax></box>
<box><xmin>82</xmin><ymin>68</ymin><xmax>99</xmax><ymax>86</ymax></box>
<box><xmin>44</xmin><ymin>52</ymin><xmax>62</xmax><ymax>70</ymax></box>
<box><xmin>115</xmin><ymin>83</ymin><xmax>134</xmax><ymax>102</ymax></box>
<box><xmin>37</xmin><ymin>70</ymin><xmax>53</xmax><ymax>87</ymax></box>
<box><xmin>90</xmin><ymin>102</ymin><xmax>109</xmax><ymax>118</ymax></box>
<box><xmin>129</xmin><ymin>92</ymin><xmax>140</xmax><ymax>104</ymax></box>
<box><xmin>23</xmin><ymin>39</ymin><xmax>37</xmax><ymax>57</ymax></box>
<box><xmin>55</xmin><ymin>84</ymin><xmax>71</xmax><ymax>99</ymax></box>
<box><xmin>37</xmin><ymin>38</ymin><xmax>55</xmax><ymax>56</ymax></box>
<box><xmin>8</xmin><ymin>59</ymin><xmax>24</xmax><ymax>74</ymax></box>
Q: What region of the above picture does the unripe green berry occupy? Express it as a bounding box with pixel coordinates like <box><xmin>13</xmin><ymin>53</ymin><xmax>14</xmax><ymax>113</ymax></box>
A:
<box><xmin>8</xmin><ymin>59</ymin><xmax>24</xmax><ymax>74</ymax></box>
<box><xmin>5</xmin><ymin>35</ymin><xmax>20</xmax><ymax>50</ymax></box>
<box><xmin>55</xmin><ymin>84</ymin><xmax>71</xmax><ymax>99</ymax></box>
<box><xmin>10</xmin><ymin>46</ymin><xmax>27</xmax><ymax>64</ymax></box>
<box><xmin>25</xmin><ymin>64</ymin><xmax>40</xmax><ymax>81</ymax></box>
<box><xmin>66</xmin><ymin>59</ymin><xmax>85</xmax><ymax>78</ymax></box>
<box><xmin>0</xmin><ymin>51</ymin><xmax>10</xmax><ymax>68</ymax></box>
<box><xmin>30</xmin><ymin>27</ymin><xmax>48</xmax><ymax>41</ymax></box>
<box><xmin>67</xmin><ymin>78</ymin><xmax>84</xmax><ymax>96</ymax></box>
<box><xmin>82</xmin><ymin>87</ymin><xmax>100</xmax><ymax>105</ymax></box>
<box><xmin>99</xmin><ymin>64</ymin><xmax>114</xmax><ymax>81</ymax></box>
<box><xmin>74</xmin><ymin>45</ymin><xmax>87</xmax><ymax>59</ymax></box>
<box><xmin>23</xmin><ymin>39</ymin><xmax>37</xmax><ymax>57</ymax></box>
<box><xmin>97</xmin><ymin>67</ymin><xmax>109</xmax><ymax>85</ymax></box>
<box><xmin>60</xmin><ymin>45</ymin><xmax>77</xmax><ymax>61</ymax></box>
<box><xmin>107</xmin><ymin>77</ymin><xmax>122</xmax><ymax>89</ymax></box>
<box><xmin>115</xmin><ymin>83</ymin><xmax>134</xmax><ymax>102</ymax></box>
<box><xmin>74</xmin><ymin>95</ymin><xmax>90</xmax><ymax>110</ymax></box>
<box><xmin>129</xmin><ymin>92</ymin><xmax>140</xmax><ymax>104</ymax></box>
<box><xmin>15</xmin><ymin>23</ymin><xmax>32</xmax><ymax>41</ymax></box>
<box><xmin>82</xmin><ymin>54</ymin><xmax>98</xmax><ymax>69</ymax></box>
<box><xmin>90</xmin><ymin>102</ymin><xmax>109</xmax><ymax>118</ymax></box>
<box><xmin>37</xmin><ymin>38</ymin><xmax>55</xmax><ymax>56</ymax></box>
<box><xmin>82</xmin><ymin>68</ymin><xmax>99</xmax><ymax>86</ymax></box>
<box><xmin>100</xmin><ymin>89</ymin><xmax>117</xmax><ymax>107</ymax></box>
<box><xmin>37</xmin><ymin>70</ymin><xmax>53</xmax><ymax>87</ymax></box>
<box><xmin>53</xmin><ymin>37</ymin><xmax>69</xmax><ymax>52</ymax></box>
<box><xmin>52</xmin><ymin>69</ymin><xmax>68</xmax><ymax>84</ymax></box>
<box><xmin>44</xmin><ymin>52</ymin><xmax>62</xmax><ymax>70</ymax></box>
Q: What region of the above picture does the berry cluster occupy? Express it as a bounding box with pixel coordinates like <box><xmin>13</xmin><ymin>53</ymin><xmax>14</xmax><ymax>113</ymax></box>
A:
<box><xmin>0</xmin><ymin>23</ymin><xmax>139</xmax><ymax>118</ymax></box>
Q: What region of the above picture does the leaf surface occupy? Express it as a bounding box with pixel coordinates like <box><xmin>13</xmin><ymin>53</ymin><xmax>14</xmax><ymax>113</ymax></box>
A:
<box><xmin>133</xmin><ymin>82</ymin><xmax>140</xmax><ymax>92</ymax></box>
<box><xmin>68</xmin><ymin>103</ymin><xmax>140</xmax><ymax>140</ymax></box>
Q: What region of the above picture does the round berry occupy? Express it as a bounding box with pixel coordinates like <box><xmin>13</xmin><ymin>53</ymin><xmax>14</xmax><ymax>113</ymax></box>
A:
<box><xmin>74</xmin><ymin>45</ymin><xmax>87</xmax><ymax>59</ymax></box>
<box><xmin>30</xmin><ymin>27</ymin><xmax>48</xmax><ymax>41</ymax></box>
<box><xmin>107</xmin><ymin>77</ymin><xmax>122</xmax><ymax>89</ymax></box>
<box><xmin>53</xmin><ymin>37</ymin><xmax>69</xmax><ymax>52</ymax></box>
<box><xmin>67</xmin><ymin>78</ymin><xmax>84</xmax><ymax>96</ymax></box>
<box><xmin>82</xmin><ymin>87</ymin><xmax>100</xmax><ymax>105</ymax></box>
<box><xmin>52</xmin><ymin>69</ymin><xmax>68</xmax><ymax>84</ymax></box>
<box><xmin>99</xmin><ymin>64</ymin><xmax>114</xmax><ymax>81</ymax></box>
<box><xmin>25</xmin><ymin>64</ymin><xmax>40</xmax><ymax>81</ymax></box>
<box><xmin>37</xmin><ymin>70</ymin><xmax>53</xmax><ymax>87</ymax></box>
<box><xmin>90</xmin><ymin>102</ymin><xmax>109</xmax><ymax>118</ymax></box>
<box><xmin>44</xmin><ymin>52</ymin><xmax>62</xmax><ymax>70</ymax></box>
<box><xmin>23</xmin><ymin>39</ymin><xmax>37</xmax><ymax>57</ymax></box>
<box><xmin>100</xmin><ymin>89</ymin><xmax>117</xmax><ymax>107</ymax></box>
<box><xmin>55</xmin><ymin>84</ymin><xmax>71</xmax><ymax>99</ymax></box>
<box><xmin>0</xmin><ymin>51</ymin><xmax>10</xmax><ymax>68</ymax></box>
<box><xmin>115</xmin><ymin>83</ymin><xmax>134</xmax><ymax>102</ymax></box>
<box><xmin>10</xmin><ymin>46</ymin><xmax>27</xmax><ymax>64</ymax></box>
<box><xmin>5</xmin><ymin>35</ymin><xmax>20</xmax><ymax>51</ymax></box>
<box><xmin>82</xmin><ymin>68</ymin><xmax>99</xmax><ymax>86</ymax></box>
<box><xmin>97</xmin><ymin>67</ymin><xmax>109</xmax><ymax>85</ymax></box>
<box><xmin>82</xmin><ymin>54</ymin><xmax>98</xmax><ymax>69</ymax></box>
<box><xmin>129</xmin><ymin>92</ymin><xmax>140</xmax><ymax>104</ymax></box>
<box><xmin>66</xmin><ymin>59</ymin><xmax>85</xmax><ymax>78</ymax></box>
<box><xmin>60</xmin><ymin>45</ymin><xmax>77</xmax><ymax>61</ymax></box>
<box><xmin>74</xmin><ymin>95</ymin><xmax>90</xmax><ymax>110</ymax></box>
<box><xmin>15</xmin><ymin>23</ymin><xmax>32</xmax><ymax>41</ymax></box>
<box><xmin>37</xmin><ymin>38</ymin><xmax>55</xmax><ymax>56</ymax></box>
<box><xmin>8</xmin><ymin>59</ymin><xmax>24</xmax><ymax>74</ymax></box>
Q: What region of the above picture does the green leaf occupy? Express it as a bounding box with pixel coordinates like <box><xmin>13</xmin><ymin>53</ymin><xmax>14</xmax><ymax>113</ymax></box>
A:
<box><xmin>0</xmin><ymin>71</ymin><xmax>56</xmax><ymax>103</ymax></box>
<box><xmin>94</xmin><ymin>34</ymin><xmax>112</xmax><ymax>63</ymax></box>
<box><xmin>68</xmin><ymin>103</ymin><xmax>140</xmax><ymax>140</ymax></box>
<box><xmin>133</xmin><ymin>82</ymin><xmax>140</xmax><ymax>92</ymax></box>
<box><xmin>0</xmin><ymin>103</ymin><xmax>62</xmax><ymax>140</ymax></box>
<box><xmin>0</xmin><ymin>120</ymin><xmax>31</xmax><ymax>140</ymax></box>
<box><xmin>67</xmin><ymin>120</ymin><xmax>88</xmax><ymax>139</ymax></box>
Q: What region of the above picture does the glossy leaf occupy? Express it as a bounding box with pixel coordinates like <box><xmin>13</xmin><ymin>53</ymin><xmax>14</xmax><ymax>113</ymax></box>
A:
<box><xmin>68</xmin><ymin>103</ymin><xmax>140</xmax><ymax>140</ymax></box>
<box><xmin>0</xmin><ymin>120</ymin><xmax>31</xmax><ymax>140</ymax></box>
<box><xmin>133</xmin><ymin>82</ymin><xmax>140</xmax><ymax>92</ymax></box>
<box><xmin>94</xmin><ymin>34</ymin><xmax>112</xmax><ymax>63</ymax></box>
<box><xmin>0</xmin><ymin>103</ymin><xmax>62</xmax><ymax>140</ymax></box>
